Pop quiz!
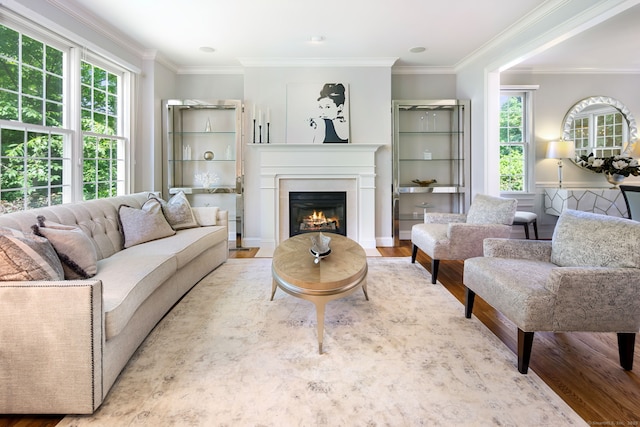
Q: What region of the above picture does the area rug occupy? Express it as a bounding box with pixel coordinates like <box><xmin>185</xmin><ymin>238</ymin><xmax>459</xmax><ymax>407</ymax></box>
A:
<box><xmin>60</xmin><ymin>258</ymin><xmax>586</xmax><ymax>426</ymax></box>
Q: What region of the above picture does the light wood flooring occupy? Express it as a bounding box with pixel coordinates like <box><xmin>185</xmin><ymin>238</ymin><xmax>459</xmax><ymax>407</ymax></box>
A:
<box><xmin>2</xmin><ymin>241</ymin><xmax>639</xmax><ymax>426</ymax></box>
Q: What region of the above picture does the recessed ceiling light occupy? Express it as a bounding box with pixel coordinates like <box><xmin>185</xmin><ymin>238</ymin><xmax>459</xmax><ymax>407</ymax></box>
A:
<box><xmin>199</xmin><ymin>46</ymin><xmax>216</xmax><ymax>53</ymax></box>
<box><xmin>409</xmin><ymin>47</ymin><xmax>426</xmax><ymax>53</ymax></box>
<box><xmin>310</xmin><ymin>36</ymin><xmax>325</xmax><ymax>43</ymax></box>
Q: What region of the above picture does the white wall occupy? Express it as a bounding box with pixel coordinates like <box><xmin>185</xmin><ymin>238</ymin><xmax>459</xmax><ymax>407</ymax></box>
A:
<box><xmin>241</xmin><ymin>66</ymin><xmax>393</xmax><ymax>247</ymax></box>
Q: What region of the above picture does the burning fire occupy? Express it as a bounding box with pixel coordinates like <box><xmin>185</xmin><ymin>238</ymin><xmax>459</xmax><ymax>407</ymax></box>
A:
<box><xmin>302</xmin><ymin>210</ymin><xmax>340</xmax><ymax>230</ymax></box>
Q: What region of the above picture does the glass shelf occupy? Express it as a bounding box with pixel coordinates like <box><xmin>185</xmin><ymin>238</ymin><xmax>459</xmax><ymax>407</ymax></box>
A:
<box><xmin>169</xmin><ymin>159</ymin><xmax>235</xmax><ymax>163</ymax></box>
<box><xmin>398</xmin><ymin>131</ymin><xmax>463</xmax><ymax>135</ymax></box>
<box><xmin>168</xmin><ymin>131</ymin><xmax>236</xmax><ymax>135</ymax></box>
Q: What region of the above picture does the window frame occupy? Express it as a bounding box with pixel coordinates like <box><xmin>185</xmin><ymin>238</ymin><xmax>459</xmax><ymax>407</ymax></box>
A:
<box><xmin>0</xmin><ymin>12</ymin><xmax>132</xmax><ymax>211</ymax></box>
<box><xmin>499</xmin><ymin>86</ymin><xmax>536</xmax><ymax>194</ymax></box>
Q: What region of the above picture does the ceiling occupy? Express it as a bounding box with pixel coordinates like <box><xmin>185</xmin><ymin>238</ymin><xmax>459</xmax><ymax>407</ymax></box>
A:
<box><xmin>53</xmin><ymin>0</ymin><xmax>639</xmax><ymax>73</ymax></box>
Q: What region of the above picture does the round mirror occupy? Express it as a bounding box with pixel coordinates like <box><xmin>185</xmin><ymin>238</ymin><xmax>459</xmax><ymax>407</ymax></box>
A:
<box><xmin>562</xmin><ymin>96</ymin><xmax>638</xmax><ymax>159</ymax></box>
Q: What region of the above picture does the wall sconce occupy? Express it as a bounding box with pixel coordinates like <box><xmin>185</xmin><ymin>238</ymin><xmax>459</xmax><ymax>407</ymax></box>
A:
<box><xmin>546</xmin><ymin>140</ymin><xmax>575</xmax><ymax>188</ymax></box>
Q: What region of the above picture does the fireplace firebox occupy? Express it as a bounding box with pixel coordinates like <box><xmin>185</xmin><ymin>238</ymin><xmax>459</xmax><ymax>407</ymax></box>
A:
<box><xmin>289</xmin><ymin>191</ymin><xmax>347</xmax><ymax>237</ymax></box>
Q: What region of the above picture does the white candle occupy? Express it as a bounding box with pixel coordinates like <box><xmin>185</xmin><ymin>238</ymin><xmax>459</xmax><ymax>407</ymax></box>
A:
<box><xmin>258</xmin><ymin>109</ymin><xmax>262</xmax><ymax>126</ymax></box>
<box><xmin>253</xmin><ymin>104</ymin><xmax>257</xmax><ymax>121</ymax></box>
<box><xmin>267</xmin><ymin>108</ymin><xmax>271</xmax><ymax>124</ymax></box>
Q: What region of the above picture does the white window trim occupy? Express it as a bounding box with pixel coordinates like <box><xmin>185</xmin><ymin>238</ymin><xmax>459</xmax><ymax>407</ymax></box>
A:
<box><xmin>500</xmin><ymin>85</ymin><xmax>538</xmax><ymax>194</ymax></box>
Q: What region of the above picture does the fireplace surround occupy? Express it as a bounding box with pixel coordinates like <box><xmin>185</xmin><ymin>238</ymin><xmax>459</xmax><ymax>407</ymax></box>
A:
<box><xmin>252</xmin><ymin>144</ymin><xmax>382</xmax><ymax>255</ymax></box>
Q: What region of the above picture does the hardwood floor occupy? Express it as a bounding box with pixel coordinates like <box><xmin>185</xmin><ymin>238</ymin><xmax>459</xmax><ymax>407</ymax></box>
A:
<box><xmin>2</xmin><ymin>241</ymin><xmax>638</xmax><ymax>426</ymax></box>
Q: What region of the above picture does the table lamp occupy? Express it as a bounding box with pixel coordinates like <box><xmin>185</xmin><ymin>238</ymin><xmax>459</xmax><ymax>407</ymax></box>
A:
<box><xmin>546</xmin><ymin>140</ymin><xmax>575</xmax><ymax>188</ymax></box>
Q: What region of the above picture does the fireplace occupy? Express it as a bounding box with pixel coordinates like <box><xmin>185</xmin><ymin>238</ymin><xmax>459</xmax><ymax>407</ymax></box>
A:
<box><xmin>289</xmin><ymin>191</ymin><xmax>347</xmax><ymax>237</ymax></box>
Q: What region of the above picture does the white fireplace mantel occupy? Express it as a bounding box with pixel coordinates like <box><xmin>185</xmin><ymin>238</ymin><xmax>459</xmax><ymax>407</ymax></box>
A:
<box><xmin>250</xmin><ymin>144</ymin><xmax>383</xmax><ymax>255</ymax></box>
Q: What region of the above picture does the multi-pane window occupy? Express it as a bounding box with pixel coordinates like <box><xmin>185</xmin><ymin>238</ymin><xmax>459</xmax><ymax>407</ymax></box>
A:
<box><xmin>81</xmin><ymin>61</ymin><xmax>125</xmax><ymax>200</ymax></box>
<box><xmin>0</xmin><ymin>23</ymin><xmax>70</xmax><ymax>212</ymax></box>
<box><xmin>0</xmin><ymin>20</ymin><xmax>130</xmax><ymax>212</ymax></box>
<box><xmin>499</xmin><ymin>92</ymin><xmax>528</xmax><ymax>192</ymax></box>
<box><xmin>572</xmin><ymin>109</ymin><xmax>625</xmax><ymax>158</ymax></box>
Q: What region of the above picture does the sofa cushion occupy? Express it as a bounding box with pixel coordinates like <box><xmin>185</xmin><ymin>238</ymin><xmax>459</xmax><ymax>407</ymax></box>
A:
<box><xmin>150</xmin><ymin>192</ymin><xmax>199</xmax><ymax>230</ymax></box>
<box><xmin>133</xmin><ymin>225</ymin><xmax>228</xmax><ymax>269</ymax></box>
<box><xmin>97</xmin><ymin>252</ymin><xmax>177</xmax><ymax>339</ymax></box>
<box><xmin>118</xmin><ymin>198</ymin><xmax>175</xmax><ymax>249</ymax></box>
<box><xmin>551</xmin><ymin>210</ymin><xmax>640</xmax><ymax>268</ymax></box>
<box><xmin>31</xmin><ymin>216</ymin><xmax>98</xmax><ymax>280</ymax></box>
<box><xmin>0</xmin><ymin>226</ymin><xmax>64</xmax><ymax>281</ymax></box>
<box><xmin>192</xmin><ymin>206</ymin><xmax>219</xmax><ymax>226</ymax></box>
<box><xmin>466</xmin><ymin>194</ymin><xmax>517</xmax><ymax>225</ymax></box>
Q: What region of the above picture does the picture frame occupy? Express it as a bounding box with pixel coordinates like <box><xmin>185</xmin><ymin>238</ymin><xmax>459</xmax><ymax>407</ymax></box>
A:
<box><xmin>286</xmin><ymin>83</ymin><xmax>350</xmax><ymax>144</ymax></box>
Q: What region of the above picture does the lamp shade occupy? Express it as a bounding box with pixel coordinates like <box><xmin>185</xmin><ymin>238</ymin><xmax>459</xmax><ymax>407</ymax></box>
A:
<box><xmin>546</xmin><ymin>140</ymin><xmax>575</xmax><ymax>159</ymax></box>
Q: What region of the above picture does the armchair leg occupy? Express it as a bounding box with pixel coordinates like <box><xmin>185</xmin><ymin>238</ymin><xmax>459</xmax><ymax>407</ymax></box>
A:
<box><xmin>411</xmin><ymin>244</ymin><xmax>418</xmax><ymax>263</ymax></box>
<box><xmin>464</xmin><ymin>288</ymin><xmax>475</xmax><ymax>318</ymax></box>
<box><xmin>618</xmin><ymin>333</ymin><xmax>636</xmax><ymax>370</ymax></box>
<box><xmin>431</xmin><ymin>259</ymin><xmax>440</xmax><ymax>284</ymax></box>
<box><xmin>517</xmin><ymin>329</ymin><xmax>534</xmax><ymax>374</ymax></box>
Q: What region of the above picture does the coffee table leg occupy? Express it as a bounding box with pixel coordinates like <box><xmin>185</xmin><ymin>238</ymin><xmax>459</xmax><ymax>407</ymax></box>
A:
<box><xmin>270</xmin><ymin>279</ymin><xmax>277</xmax><ymax>301</ymax></box>
<box><xmin>315</xmin><ymin>300</ymin><xmax>327</xmax><ymax>354</ymax></box>
<box><xmin>362</xmin><ymin>279</ymin><xmax>369</xmax><ymax>301</ymax></box>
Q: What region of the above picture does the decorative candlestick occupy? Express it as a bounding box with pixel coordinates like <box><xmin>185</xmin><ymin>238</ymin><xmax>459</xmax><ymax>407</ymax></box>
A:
<box><xmin>267</xmin><ymin>122</ymin><xmax>270</xmax><ymax>144</ymax></box>
<box><xmin>259</xmin><ymin>125</ymin><xmax>262</xmax><ymax>143</ymax></box>
<box><xmin>252</xmin><ymin>119</ymin><xmax>256</xmax><ymax>143</ymax></box>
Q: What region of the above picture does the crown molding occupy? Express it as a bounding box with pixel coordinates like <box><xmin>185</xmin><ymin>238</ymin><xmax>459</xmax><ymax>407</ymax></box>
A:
<box><xmin>391</xmin><ymin>66</ymin><xmax>456</xmax><ymax>75</ymax></box>
<box><xmin>504</xmin><ymin>66</ymin><xmax>640</xmax><ymax>75</ymax></box>
<box><xmin>238</xmin><ymin>57</ymin><xmax>398</xmax><ymax>68</ymax></box>
<box><xmin>176</xmin><ymin>66</ymin><xmax>245</xmax><ymax>75</ymax></box>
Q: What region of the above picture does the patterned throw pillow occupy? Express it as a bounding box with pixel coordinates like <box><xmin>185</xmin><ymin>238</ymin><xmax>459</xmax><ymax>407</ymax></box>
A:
<box><xmin>191</xmin><ymin>206</ymin><xmax>219</xmax><ymax>226</ymax></box>
<box><xmin>0</xmin><ymin>226</ymin><xmax>64</xmax><ymax>281</ymax></box>
<box><xmin>118</xmin><ymin>198</ymin><xmax>176</xmax><ymax>249</ymax></box>
<box><xmin>149</xmin><ymin>191</ymin><xmax>199</xmax><ymax>230</ymax></box>
<box><xmin>31</xmin><ymin>216</ymin><xmax>98</xmax><ymax>280</ymax></box>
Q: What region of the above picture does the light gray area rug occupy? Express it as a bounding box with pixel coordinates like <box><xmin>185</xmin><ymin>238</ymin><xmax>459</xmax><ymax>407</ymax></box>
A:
<box><xmin>61</xmin><ymin>258</ymin><xmax>586</xmax><ymax>426</ymax></box>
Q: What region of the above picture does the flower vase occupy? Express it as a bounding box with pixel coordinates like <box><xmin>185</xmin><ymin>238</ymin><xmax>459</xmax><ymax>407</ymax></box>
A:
<box><xmin>605</xmin><ymin>173</ymin><xmax>625</xmax><ymax>189</ymax></box>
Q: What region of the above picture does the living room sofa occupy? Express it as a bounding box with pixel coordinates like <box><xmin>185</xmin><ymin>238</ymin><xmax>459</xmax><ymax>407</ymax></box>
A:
<box><xmin>0</xmin><ymin>192</ymin><xmax>228</xmax><ymax>414</ymax></box>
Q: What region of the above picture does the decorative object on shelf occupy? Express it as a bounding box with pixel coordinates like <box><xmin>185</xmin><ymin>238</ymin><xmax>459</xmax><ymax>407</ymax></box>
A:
<box><xmin>576</xmin><ymin>153</ymin><xmax>640</xmax><ymax>189</ymax></box>
<box><xmin>266</xmin><ymin>108</ymin><xmax>270</xmax><ymax>144</ymax></box>
<box><xmin>203</xmin><ymin>151</ymin><xmax>214</xmax><ymax>160</ymax></box>
<box><xmin>546</xmin><ymin>140</ymin><xmax>575</xmax><ymax>188</ymax></box>
<box><xmin>183</xmin><ymin>145</ymin><xmax>192</xmax><ymax>160</ymax></box>
<box><xmin>204</xmin><ymin>117</ymin><xmax>212</xmax><ymax>132</ymax></box>
<box><xmin>412</xmin><ymin>179</ymin><xmax>437</xmax><ymax>187</ymax></box>
<box><xmin>252</xmin><ymin>104</ymin><xmax>257</xmax><ymax>143</ymax></box>
<box><xmin>194</xmin><ymin>171</ymin><xmax>220</xmax><ymax>188</ymax></box>
<box><xmin>310</xmin><ymin>232</ymin><xmax>331</xmax><ymax>264</ymax></box>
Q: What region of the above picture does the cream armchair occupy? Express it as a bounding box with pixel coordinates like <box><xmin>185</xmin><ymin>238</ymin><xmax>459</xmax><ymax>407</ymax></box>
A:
<box><xmin>464</xmin><ymin>209</ymin><xmax>640</xmax><ymax>374</ymax></box>
<box><xmin>411</xmin><ymin>194</ymin><xmax>517</xmax><ymax>284</ymax></box>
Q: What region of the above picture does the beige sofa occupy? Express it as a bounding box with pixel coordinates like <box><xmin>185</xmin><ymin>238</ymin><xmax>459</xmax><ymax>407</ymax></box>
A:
<box><xmin>0</xmin><ymin>192</ymin><xmax>228</xmax><ymax>414</ymax></box>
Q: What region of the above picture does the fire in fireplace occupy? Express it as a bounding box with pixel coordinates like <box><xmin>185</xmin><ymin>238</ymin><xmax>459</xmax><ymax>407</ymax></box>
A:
<box><xmin>289</xmin><ymin>191</ymin><xmax>347</xmax><ymax>237</ymax></box>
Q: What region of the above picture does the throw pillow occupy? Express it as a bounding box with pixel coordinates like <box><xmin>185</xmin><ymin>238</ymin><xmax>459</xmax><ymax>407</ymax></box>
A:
<box><xmin>0</xmin><ymin>226</ymin><xmax>64</xmax><ymax>281</ymax></box>
<box><xmin>149</xmin><ymin>191</ymin><xmax>199</xmax><ymax>230</ymax></box>
<box><xmin>118</xmin><ymin>198</ymin><xmax>175</xmax><ymax>249</ymax></box>
<box><xmin>31</xmin><ymin>216</ymin><xmax>98</xmax><ymax>280</ymax></box>
<box><xmin>191</xmin><ymin>206</ymin><xmax>219</xmax><ymax>226</ymax></box>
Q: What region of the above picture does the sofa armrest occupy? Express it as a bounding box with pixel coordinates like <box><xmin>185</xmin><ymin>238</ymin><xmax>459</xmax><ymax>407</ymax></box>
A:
<box><xmin>424</xmin><ymin>212</ymin><xmax>466</xmax><ymax>224</ymax></box>
<box><xmin>483</xmin><ymin>238</ymin><xmax>552</xmax><ymax>262</ymax></box>
<box><xmin>0</xmin><ymin>280</ymin><xmax>103</xmax><ymax>414</ymax></box>
<box><xmin>545</xmin><ymin>267</ymin><xmax>640</xmax><ymax>331</ymax></box>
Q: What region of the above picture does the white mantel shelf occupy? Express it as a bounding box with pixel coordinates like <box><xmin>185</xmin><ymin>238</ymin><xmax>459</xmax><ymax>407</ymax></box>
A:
<box><xmin>544</xmin><ymin>188</ymin><xmax>628</xmax><ymax>218</ymax></box>
<box><xmin>252</xmin><ymin>143</ymin><xmax>384</xmax><ymax>255</ymax></box>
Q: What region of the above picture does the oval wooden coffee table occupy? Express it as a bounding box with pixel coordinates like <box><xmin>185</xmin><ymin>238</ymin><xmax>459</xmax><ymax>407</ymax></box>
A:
<box><xmin>271</xmin><ymin>232</ymin><xmax>368</xmax><ymax>354</ymax></box>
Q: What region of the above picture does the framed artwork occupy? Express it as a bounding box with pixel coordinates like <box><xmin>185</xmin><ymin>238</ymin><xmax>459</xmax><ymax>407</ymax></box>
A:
<box><xmin>286</xmin><ymin>83</ymin><xmax>350</xmax><ymax>144</ymax></box>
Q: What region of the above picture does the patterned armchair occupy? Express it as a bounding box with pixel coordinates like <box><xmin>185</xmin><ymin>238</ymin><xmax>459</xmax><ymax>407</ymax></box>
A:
<box><xmin>411</xmin><ymin>194</ymin><xmax>517</xmax><ymax>284</ymax></box>
<box><xmin>464</xmin><ymin>209</ymin><xmax>640</xmax><ymax>374</ymax></box>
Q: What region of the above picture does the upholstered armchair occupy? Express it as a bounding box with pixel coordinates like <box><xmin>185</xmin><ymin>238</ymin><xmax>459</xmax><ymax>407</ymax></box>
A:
<box><xmin>411</xmin><ymin>194</ymin><xmax>517</xmax><ymax>284</ymax></box>
<box><xmin>464</xmin><ymin>209</ymin><xmax>640</xmax><ymax>374</ymax></box>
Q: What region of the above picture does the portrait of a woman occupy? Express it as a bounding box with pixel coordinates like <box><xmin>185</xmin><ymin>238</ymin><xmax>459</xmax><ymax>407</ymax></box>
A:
<box><xmin>308</xmin><ymin>83</ymin><xmax>349</xmax><ymax>143</ymax></box>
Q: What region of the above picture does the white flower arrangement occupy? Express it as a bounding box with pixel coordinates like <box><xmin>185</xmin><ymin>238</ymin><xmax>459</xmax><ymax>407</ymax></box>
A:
<box><xmin>576</xmin><ymin>154</ymin><xmax>640</xmax><ymax>177</ymax></box>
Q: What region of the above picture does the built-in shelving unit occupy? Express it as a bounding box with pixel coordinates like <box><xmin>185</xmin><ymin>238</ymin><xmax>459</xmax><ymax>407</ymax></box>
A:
<box><xmin>162</xmin><ymin>99</ymin><xmax>243</xmax><ymax>246</ymax></box>
<box><xmin>392</xmin><ymin>99</ymin><xmax>470</xmax><ymax>245</ymax></box>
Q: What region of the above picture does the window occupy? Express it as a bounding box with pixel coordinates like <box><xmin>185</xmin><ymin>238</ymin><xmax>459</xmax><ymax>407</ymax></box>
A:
<box><xmin>499</xmin><ymin>89</ymin><xmax>533</xmax><ymax>192</ymax></box>
<box><xmin>0</xmin><ymin>18</ymin><xmax>130</xmax><ymax>213</ymax></box>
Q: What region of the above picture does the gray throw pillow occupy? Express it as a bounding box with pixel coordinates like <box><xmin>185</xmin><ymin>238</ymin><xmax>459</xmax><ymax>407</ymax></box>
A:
<box><xmin>466</xmin><ymin>194</ymin><xmax>517</xmax><ymax>225</ymax></box>
<box><xmin>118</xmin><ymin>198</ymin><xmax>176</xmax><ymax>249</ymax></box>
<box><xmin>31</xmin><ymin>216</ymin><xmax>98</xmax><ymax>280</ymax></box>
<box><xmin>0</xmin><ymin>226</ymin><xmax>64</xmax><ymax>281</ymax></box>
<box><xmin>149</xmin><ymin>191</ymin><xmax>199</xmax><ymax>230</ymax></box>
